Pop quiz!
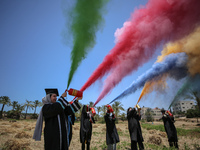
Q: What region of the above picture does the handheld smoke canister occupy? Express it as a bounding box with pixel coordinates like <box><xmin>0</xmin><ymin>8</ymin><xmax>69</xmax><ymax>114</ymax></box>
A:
<box><xmin>105</xmin><ymin>104</ymin><xmax>113</xmax><ymax>113</ymax></box>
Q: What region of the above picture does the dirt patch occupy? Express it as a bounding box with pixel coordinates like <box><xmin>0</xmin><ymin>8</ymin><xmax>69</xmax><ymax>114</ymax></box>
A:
<box><xmin>93</xmin><ymin>125</ymin><xmax>98</xmax><ymax>128</ymax></box>
<box><xmin>117</xmin><ymin>127</ymin><xmax>122</xmax><ymax>132</ymax></box>
<box><xmin>11</xmin><ymin>123</ymin><xmax>21</xmax><ymax>128</ymax></box>
<box><xmin>0</xmin><ymin>118</ymin><xmax>200</xmax><ymax>150</ymax></box>
<box><xmin>148</xmin><ymin>135</ymin><xmax>162</xmax><ymax>145</ymax></box>
<box><xmin>15</xmin><ymin>131</ymin><xmax>32</xmax><ymax>138</ymax></box>
<box><xmin>3</xmin><ymin>139</ymin><xmax>31</xmax><ymax>150</ymax></box>
<box><xmin>158</xmin><ymin>131</ymin><xmax>166</xmax><ymax>137</ymax></box>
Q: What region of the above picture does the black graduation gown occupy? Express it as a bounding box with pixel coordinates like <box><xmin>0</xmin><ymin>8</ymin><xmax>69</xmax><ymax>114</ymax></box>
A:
<box><xmin>43</xmin><ymin>97</ymin><xmax>80</xmax><ymax>150</ymax></box>
<box><xmin>68</xmin><ymin>114</ymin><xmax>75</xmax><ymax>146</ymax></box>
<box><xmin>104</xmin><ymin>113</ymin><xmax>120</xmax><ymax>145</ymax></box>
<box><xmin>127</xmin><ymin>109</ymin><xmax>144</xmax><ymax>142</ymax></box>
<box><xmin>80</xmin><ymin>105</ymin><xmax>95</xmax><ymax>144</ymax></box>
<box><xmin>162</xmin><ymin>115</ymin><xmax>178</xmax><ymax>142</ymax></box>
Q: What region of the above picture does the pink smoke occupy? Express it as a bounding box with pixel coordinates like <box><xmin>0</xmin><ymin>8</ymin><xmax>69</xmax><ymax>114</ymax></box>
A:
<box><xmin>81</xmin><ymin>0</ymin><xmax>200</xmax><ymax>106</ymax></box>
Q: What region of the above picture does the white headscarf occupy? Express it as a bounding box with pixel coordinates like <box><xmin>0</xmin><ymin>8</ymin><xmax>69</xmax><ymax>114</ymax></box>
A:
<box><xmin>33</xmin><ymin>94</ymin><xmax>52</xmax><ymax>141</ymax></box>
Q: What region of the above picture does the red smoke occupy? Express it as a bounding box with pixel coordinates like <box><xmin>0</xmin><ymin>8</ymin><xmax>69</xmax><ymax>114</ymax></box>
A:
<box><xmin>80</xmin><ymin>0</ymin><xmax>200</xmax><ymax>106</ymax></box>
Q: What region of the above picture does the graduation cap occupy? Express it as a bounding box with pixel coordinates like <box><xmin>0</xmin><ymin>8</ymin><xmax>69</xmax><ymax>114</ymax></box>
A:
<box><xmin>161</xmin><ymin>108</ymin><xmax>165</xmax><ymax>113</ymax></box>
<box><xmin>45</xmin><ymin>88</ymin><xmax>59</xmax><ymax>96</ymax></box>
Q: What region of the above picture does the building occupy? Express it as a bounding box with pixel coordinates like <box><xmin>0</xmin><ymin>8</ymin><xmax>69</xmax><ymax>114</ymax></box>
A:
<box><xmin>141</xmin><ymin>106</ymin><xmax>162</xmax><ymax>120</ymax></box>
<box><xmin>173</xmin><ymin>100</ymin><xmax>195</xmax><ymax>113</ymax></box>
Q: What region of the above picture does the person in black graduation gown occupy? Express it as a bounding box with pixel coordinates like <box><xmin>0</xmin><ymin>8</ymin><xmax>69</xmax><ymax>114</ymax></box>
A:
<box><xmin>33</xmin><ymin>89</ymin><xmax>81</xmax><ymax>150</ymax></box>
<box><xmin>127</xmin><ymin>107</ymin><xmax>144</xmax><ymax>150</ymax></box>
<box><xmin>68</xmin><ymin>97</ymin><xmax>82</xmax><ymax>147</ymax></box>
<box><xmin>68</xmin><ymin>113</ymin><xmax>75</xmax><ymax>146</ymax></box>
<box><xmin>104</xmin><ymin>106</ymin><xmax>120</xmax><ymax>150</ymax></box>
<box><xmin>80</xmin><ymin>105</ymin><xmax>95</xmax><ymax>150</ymax></box>
<box><xmin>160</xmin><ymin>109</ymin><xmax>178</xmax><ymax>149</ymax></box>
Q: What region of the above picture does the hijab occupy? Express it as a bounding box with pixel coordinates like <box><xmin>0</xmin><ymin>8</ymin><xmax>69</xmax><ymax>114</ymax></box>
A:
<box><xmin>33</xmin><ymin>94</ymin><xmax>52</xmax><ymax>141</ymax></box>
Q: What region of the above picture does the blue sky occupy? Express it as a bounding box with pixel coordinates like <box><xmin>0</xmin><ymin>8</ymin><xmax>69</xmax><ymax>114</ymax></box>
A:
<box><xmin>0</xmin><ymin>0</ymin><xmax>178</xmax><ymax>114</ymax></box>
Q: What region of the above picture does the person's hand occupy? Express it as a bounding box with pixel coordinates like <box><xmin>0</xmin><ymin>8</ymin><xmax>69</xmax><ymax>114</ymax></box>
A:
<box><xmin>61</xmin><ymin>91</ymin><xmax>67</xmax><ymax>98</ymax></box>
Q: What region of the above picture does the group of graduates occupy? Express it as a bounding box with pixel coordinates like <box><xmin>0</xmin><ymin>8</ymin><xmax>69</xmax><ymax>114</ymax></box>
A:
<box><xmin>33</xmin><ymin>89</ymin><xmax>179</xmax><ymax>150</ymax></box>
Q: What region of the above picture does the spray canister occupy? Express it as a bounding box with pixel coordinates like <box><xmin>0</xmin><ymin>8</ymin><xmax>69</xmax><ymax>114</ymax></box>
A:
<box><xmin>136</xmin><ymin>104</ymin><xmax>141</xmax><ymax>110</ymax></box>
<box><xmin>105</xmin><ymin>104</ymin><xmax>113</xmax><ymax>113</ymax></box>
<box><xmin>166</xmin><ymin>110</ymin><xmax>173</xmax><ymax>117</ymax></box>
<box><xmin>90</xmin><ymin>107</ymin><xmax>96</xmax><ymax>117</ymax></box>
<box><xmin>67</xmin><ymin>88</ymin><xmax>83</xmax><ymax>97</ymax></box>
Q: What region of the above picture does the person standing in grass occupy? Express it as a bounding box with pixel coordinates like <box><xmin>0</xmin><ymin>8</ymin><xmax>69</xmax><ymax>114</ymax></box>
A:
<box><xmin>160</xmin><ymin>108</ymin><xmax>178</xmax><ymax>149</ymax></box>
<box><xmin>127</xmin><ymin>107</ymin><xmax>144</xmax><ymax>150</ymax></box>
<box><xmin>80</xmin><ymin>105</ymin><xmax>95</xmax><ymax>150</ymax></box>
<box><xmin>33</xmin><ymin>89</ymin><xmax>81</xmax><ymax>150</ymax></box>
<box><xmin>104</xmin><ymin>105</ymin><xmax>120</xmax><ymax>150</ymax></box>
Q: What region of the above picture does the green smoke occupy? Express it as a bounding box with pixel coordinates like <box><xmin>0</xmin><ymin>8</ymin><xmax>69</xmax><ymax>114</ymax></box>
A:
<box><xmin>66</xmin><ymin>0</ymin><xmax>109</xmax><ymax>89</ymax></box>
<box><xmin>168</xmin><ymin>75</ymin><xmax>200</xmax><ymax>109</ymax></box>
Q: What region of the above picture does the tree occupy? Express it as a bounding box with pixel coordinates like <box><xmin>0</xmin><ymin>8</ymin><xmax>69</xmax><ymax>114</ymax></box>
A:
<box><xmin>95</xmin><ymin>106</ymin><xmax>101</xmax><ymax>121</ymax></box>
<box><xmin>101</xmin><ymin>105</ymin><xmax>106</xmax><ymax>117</ymax></box>
<box><xmin>0</xmin><ymin>96</ymin><xmax>11</xmax><ymax>119</ymax></box>
<box><xmin>111</xmin><ymin>101</ymin><xmax>125</xmax><ymax>122</ymax></box>
<box><xmin>10</xmin><ymin>101</ymin><xmax>18</xmax><ymax>111</ymax></box>
<box><xmin>24</xmin><ymin>100</ymin><xmax>33</xmax><ymax>119</ymax></box>
<box><xmin>33</xmin><ymin>100</ymin><xmax>42</xmax><ymax>114</ymax></box>
<box><xmin>15</xmin><ymin>104</ymin><xmax>24</xmax><ymax>119</ymax></box>
<box><xmin>96</xmin><ymin>106</ymin><xmax>101</xmax><ymax>116</ymax></box>
<box><xmin>145</xmin><ymin>108</ymin><xmax>154</xmax><ymax>122</ymax></box>
<box><xmin>89</xmin><ymin>101</ymin><xmax>94</xmax><ymax>108</ymax></box>
<box><xmin>120</xmin><ymin>112</ymin><xmax>126</xmax><ymax>121</ymax></box>
<box><xmin>186</xmin><ymin>91</ymin><xmax>200</xmax><ymax>111</ymax></box>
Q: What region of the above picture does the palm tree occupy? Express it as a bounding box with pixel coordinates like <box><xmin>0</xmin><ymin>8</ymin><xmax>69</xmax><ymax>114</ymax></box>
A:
<box><xmin>0</xmin><ymin>96</ymin><xmax>11</xmax><ymax>118</ymax></box>
<box><xmin>186</xmin><ymin>91</ymin><xmax>200</xmax><ymax>111</ymax></box>
<box><xmin>24</xmin><ymin>100</ymin><xmax>33</xmax><ymax>119</ymax></box>
<box><xmin>96</xmin><ymin>106</ymin><xmax>101</xmax><ymax>116</ymax></box>
<box><xmin>111</xmin><ymin>101</ymin><xmax>125</xmax><ymax>120</ymax></box>
<box><xmin>89</xmin><ymin>101</ymin><xmax>94</xmax><ymax>108</ymax></box>
<box><xmin>120</xmin><ymin>112</ymin><xmax>126</xmax><ymax>121</ymax></box>
<box><xmin>33</xmin><ymin>100</ymin><xmax>43</xmax><ymax>114</ymax></box>
<box><xmin>101</xmin><ymin>105</ymin><xmax>106</xmax><ymax>117</ymax></box>
<box><xmin>15</xmin><ymin>104</ymin><xmax>24</xmax><ymax>119</ymax></box>
<box><xmin>185</xmin><ymin>90</ymin><xmax>200</xmax><ymax>122</ymax></box>
<box><xmin>95</xmin><ymin>106</ymin><xmax>101</xmax><ymax>121</ymax></box>
<box><xmin>10</xmin><ymin>101</ymin><xmax>18</xmax><ymax>111</ymax></box>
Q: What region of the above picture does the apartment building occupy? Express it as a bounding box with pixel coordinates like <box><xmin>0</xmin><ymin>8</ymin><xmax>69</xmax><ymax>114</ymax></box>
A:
<box><xmin>141</xmin><ymin>107</ymin><xmax>162</xmax><ymax>120</ymax></box>
<box><xmin>173</xmin><ymin>100</ymin><xmax>195</xmax><ymax>113</ymax></box>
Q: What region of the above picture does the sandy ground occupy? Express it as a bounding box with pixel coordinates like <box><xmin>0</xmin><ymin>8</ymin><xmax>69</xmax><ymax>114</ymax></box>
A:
<box><xmin>0</xmin><ymin>118</ymin><xmax>199</xmax><ymax>150</ymax></box>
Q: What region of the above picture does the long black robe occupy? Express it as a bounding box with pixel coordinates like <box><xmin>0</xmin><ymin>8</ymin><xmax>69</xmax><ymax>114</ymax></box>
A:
<box><xmin>68</xmin><ymin>114</ymin><xmax>75</xmax><ymax>146</ymax></box>
<box><xmin>127</xmin><ymin>108</ymin><xmax>144</xmax><ymax>142</ymax></box>
<box><xmin>162</xmin><ymin>114</ymin><xmax>178</xmax><ymax>142</ymax></box>
<box><xmin>80</xmin><ymin>105</ymin><xmax>95</xmax><ymax>144</ymax></box>
<box><xmin>104</xmin><ymin>113</ymin><xmax>120</xmax><ymax>145</ymax></box>
<box><xmin>43</xmin><ymin>97</ymin><xmax>80</xmax><ymax>150</ymax></box>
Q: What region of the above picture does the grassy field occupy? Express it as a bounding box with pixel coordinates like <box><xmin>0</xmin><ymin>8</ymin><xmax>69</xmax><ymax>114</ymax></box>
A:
<box><xmin>0</xmin><ymin>118</ymin><xmax>200</xmax><ymax>150</ymax></box>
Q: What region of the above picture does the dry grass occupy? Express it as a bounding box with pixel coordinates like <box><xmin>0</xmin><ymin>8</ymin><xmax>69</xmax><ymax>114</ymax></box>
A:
<box><xmin>0</xmin><ymin>119</ymin><xmax>199</xmax><ymax>150</ymax></box>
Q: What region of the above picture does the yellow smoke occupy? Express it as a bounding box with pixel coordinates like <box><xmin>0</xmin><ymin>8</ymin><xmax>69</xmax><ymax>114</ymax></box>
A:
<box><xmin>137</xmin><ymin>74</ymin><xmax>168</xmax><ymax>104</ymax></box>
<box><xmin>137</xmin><ymin>27</ymin><xmax>200</xmax><ymax>103</ymax></box>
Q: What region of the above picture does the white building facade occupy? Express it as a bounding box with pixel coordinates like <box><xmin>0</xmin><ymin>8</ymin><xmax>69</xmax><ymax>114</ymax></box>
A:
<box><xmin>173</xmin><ymin>100</ymin><xmax>195</xmax><ymax>113</ymax></box>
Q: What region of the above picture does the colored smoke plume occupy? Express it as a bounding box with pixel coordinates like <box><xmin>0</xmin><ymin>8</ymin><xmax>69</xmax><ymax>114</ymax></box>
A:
<box><xmin>79</xmin><ymin>0</ymin><xmax>200</xmax><ymax>106</ymax></box>
<box><xmin>137</xmin><ymin>75</ymin><xmax>168</xmax><ymax>104</ymax></box>
<box><xmin>108</xmin><ymin>52</ymin><xmax>188</xmax><ymax>104</ymax></box>
<box><xmin>138</xmin><ymin>27</ymin><xmax>200</xmax><ymax>102</ymax></box>
<box><xmin>66</xmin><ymin>0</ymin><xmax>108</xmax><ymax>88</ymax></box>
<box><xmin>168</xmin><ymin>75</ymin><xmax>200</xmax><ymax>109</ymax></box>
